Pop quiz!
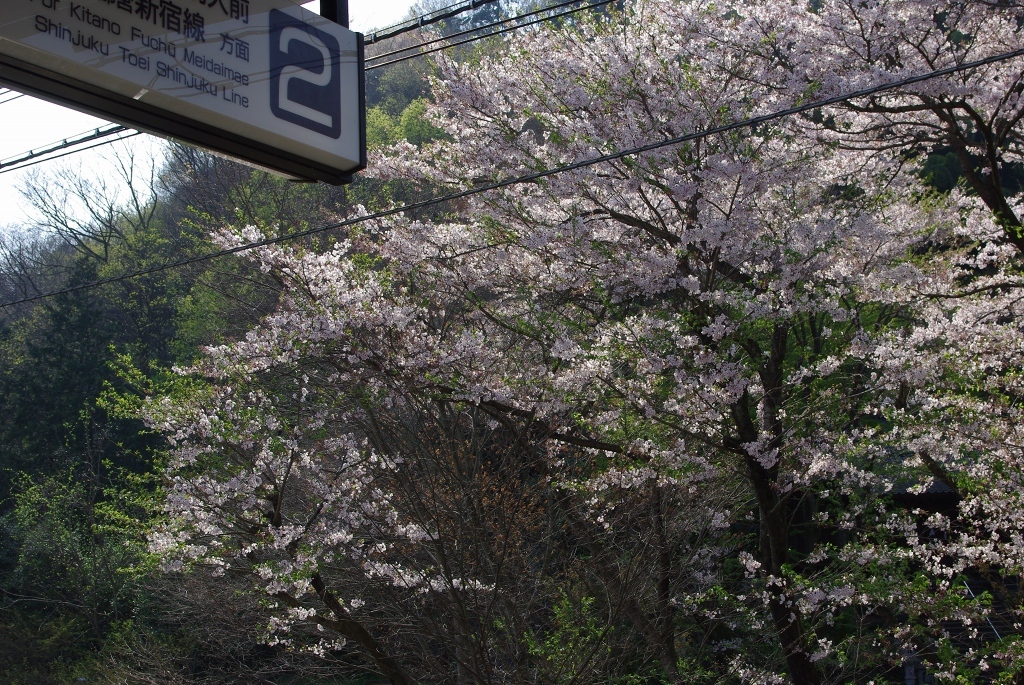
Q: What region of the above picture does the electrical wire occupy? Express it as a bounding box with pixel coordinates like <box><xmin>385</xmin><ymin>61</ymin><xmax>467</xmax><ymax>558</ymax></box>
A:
<box><xmin>0</xmin><ymin>125</ymin><xmax>127</xmax><ymax>172</ymax></box>
<box><xmin>364</xmin><ymin>0</ymin><xmax>503</xmax><ymax>45</ymax></box>
<box><xmin>2</xmin><ymin>45</ymin><xmax>1021</xmax><ymax>309</ymax></box>
<box><xmin>0</xmin><ymin>131</ymin><xmax>142</xmax><ymax>176</ymax></box>
<box><xmin>365</xmin><ymin>0</ymin><xmax>468</xmax><ymax>34</ymax></box>
<box><xmin>0</xmin><ymin>93</ymin><xmax>25</xmax><ymax>106</ymax></box>
<box><xmin>366</xmin><ymin>0</ymin><xmax>611</xmax><ymax>64</ymax></box>
<box><xmin>366</xmin><ymin>0</ymin><xmax>613</xmax><ymax>68</ymax></box>
<box><xmin>366</xmin><ymin>0</ymin><xmax>615</xmax><ymax>70</ymax></box>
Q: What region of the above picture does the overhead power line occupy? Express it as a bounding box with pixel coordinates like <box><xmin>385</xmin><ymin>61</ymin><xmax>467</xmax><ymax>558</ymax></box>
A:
<box><xmin>366</xmin><ymin>0</ymin><xmax>615</xmax><ymax>69</ymax></box>
<box><xmin>364</xmin><ymin>0</ymin><xmax>503</xmax><ymax>45</ymax></box>
<box><xmin>2</xmin><ymin>45</ymin><xmax>1021</xmax><ymax>310</ymax></box>
<box><xmin>0</xmin><ymin>131</ymin><xmax>142</xmax><ymax>176</ymax></box>
<box><xmin>0</xmin><ymin>125</ymin><xmax>128</xmax><ymax>173</ymax></box>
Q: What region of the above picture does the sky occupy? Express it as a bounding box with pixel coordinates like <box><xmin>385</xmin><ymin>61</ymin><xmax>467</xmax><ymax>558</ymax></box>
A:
<box><xmin>0</xmin><ymin>0</ymin><xmax>418</xmax><ymax>233</ymax></box>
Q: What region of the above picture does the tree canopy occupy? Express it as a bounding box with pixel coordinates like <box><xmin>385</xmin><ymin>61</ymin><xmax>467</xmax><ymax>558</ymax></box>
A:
<box><xmin>4</xmin><ymin>0</ymin><xmax>1024</xmax><ymax>683</ymax></box>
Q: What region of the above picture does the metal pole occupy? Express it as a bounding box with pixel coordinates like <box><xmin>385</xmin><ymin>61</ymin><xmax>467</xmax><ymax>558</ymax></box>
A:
<box><xmin>322</xmin><ymin>0</ymin><xmax>350</xmax><ymax>28</ymax></box>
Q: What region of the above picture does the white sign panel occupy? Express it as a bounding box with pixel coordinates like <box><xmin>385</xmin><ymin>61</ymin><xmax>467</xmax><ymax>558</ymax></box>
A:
<box><xmin>0</xmin><ymin>0</ymin><xmax>365</xmax><ymax>182</ymax></box>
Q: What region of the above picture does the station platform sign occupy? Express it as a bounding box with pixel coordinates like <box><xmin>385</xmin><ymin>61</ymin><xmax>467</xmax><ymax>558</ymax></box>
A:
<box><xmin>0</xmin><ymin>0</ymin><xmax>366</xmax><ymax>184</ymax></box>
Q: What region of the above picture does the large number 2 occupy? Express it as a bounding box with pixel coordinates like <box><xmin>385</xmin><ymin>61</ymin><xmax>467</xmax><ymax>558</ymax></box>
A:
<box><xmin>277</xmin><ymin>27</ymin><xmax>333</xmax><ymax>129</ymax></box>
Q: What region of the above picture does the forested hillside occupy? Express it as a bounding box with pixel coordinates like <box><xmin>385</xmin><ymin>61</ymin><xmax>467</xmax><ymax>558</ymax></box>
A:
<box><xmin>2</xmin><ymin>0</ymin><xmax>1024</xmax><ymax>683</ymax></box>
<box><xmin>0</xmin><ymin>19</ymin><xmax>438</xmax><ymax>681</ymax></box>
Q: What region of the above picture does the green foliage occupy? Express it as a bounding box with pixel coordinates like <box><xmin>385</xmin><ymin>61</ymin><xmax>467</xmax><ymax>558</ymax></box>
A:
<box><xmin>0</xmin><ymin>286</ymin><xmax>116</xmax><ymax>481</ymax></box>
<box><xmin>366</xmin><ymin>106</ymin><xmax>401</xmax><ymax>149</ymax></box>
<box><xmin>169</xmin><ymin>259</ymin><xmax>280</xmax><ymax>364</ymax></box>
<box><xmin>399</xmin><ymin>99</ymin><xmax>445</xmax><ymax>146</ymax></box>
<box><xmin>0</xmin><ymin>602</ymin><xmax>94</xmax><ymax>684</ymax></box>
<box><xmin>366</xmin><ymin>99</ymin><xmax>446</xmax><ymax>150</ymax></box>
<box><xmin>526</xmin><ymin>592</ymin><xmax>611</xmax><ymax>683</ymax></box>
<box><xmin>365</xmin><ymin>58</ymin><xmax>431</xmax><ymax>115</ymax></box>
<box><xmin>0</xmin><ymin>466</ymin><xmax>151</xmax><ymax>682</ymax></box>
<box><xmin>919</xmin><ymin>151</ymin><xmax>962</xmax><ymax>193</ymax></box>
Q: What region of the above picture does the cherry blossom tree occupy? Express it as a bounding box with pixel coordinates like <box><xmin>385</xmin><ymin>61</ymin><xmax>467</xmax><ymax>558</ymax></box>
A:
<box><xmin>146</xmin><ymin>0</ymin><xmax>1024</xmax><ymax>683</ymax></box>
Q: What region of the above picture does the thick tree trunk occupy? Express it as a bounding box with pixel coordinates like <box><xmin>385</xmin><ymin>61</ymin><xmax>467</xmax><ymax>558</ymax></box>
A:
<box><xmin>731</xmin><ymin>323</ymin><xmax>823</xmax><ymax>685</ymax></box>
<box><xmin>310</xmin><ymin>573</ymin><xmax>419</xmax><ymax>685</ymax></box>
<box><xmin>766</xmin><ymin>589</ymin><xmax>823</xmax><ymax>685</ymax></box>
<box><xmin>928</xmin><ymin>103</ymin><xmax>1024</xmax><ymax>254</ymax></box>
